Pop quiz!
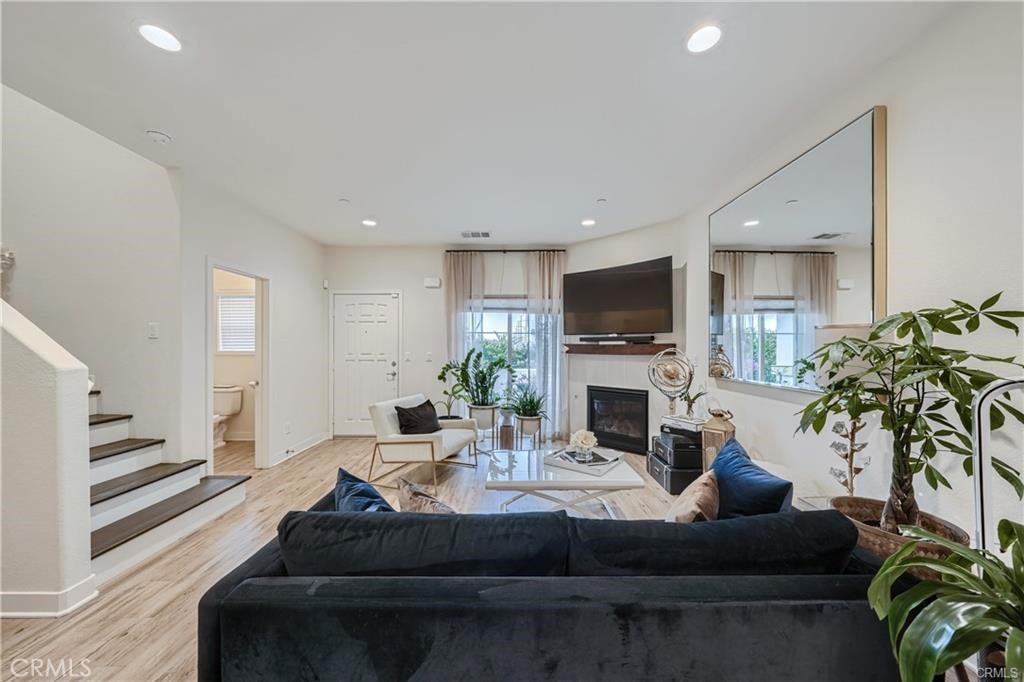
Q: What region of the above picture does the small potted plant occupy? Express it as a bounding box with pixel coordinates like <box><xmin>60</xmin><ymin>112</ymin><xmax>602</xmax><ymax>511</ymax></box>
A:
<box><xmin>511</xmin><ymin>384</ymin><xmax>547</xmax><ymax>444</ymax></box>
<box><xmin>867</xmin><ymin>518</ymin><xmax>1024</xmax><ymax>682</ymax></box>
<box><xmin>797</xmin><ymin>293</ymin><xmax>1024</xmax><ymax>562</ymax></box>
<box><xmin>435</xmin><ymin>363</ymin><xmax>468</xmax><ymax>420</ymax></box>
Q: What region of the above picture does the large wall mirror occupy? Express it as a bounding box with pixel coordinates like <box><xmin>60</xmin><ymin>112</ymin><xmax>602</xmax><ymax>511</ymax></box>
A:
<box><xmin>709</xmin><ymin>106</ymin><xmax>887</xmax><ymax>390</ymax></box>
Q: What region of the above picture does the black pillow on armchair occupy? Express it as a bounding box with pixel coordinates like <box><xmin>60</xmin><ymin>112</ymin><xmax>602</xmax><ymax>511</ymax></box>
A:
<box><xmin>395</xmin><ymin>399</ymin><xmax>442</xmax><ymax>435</ymax></box>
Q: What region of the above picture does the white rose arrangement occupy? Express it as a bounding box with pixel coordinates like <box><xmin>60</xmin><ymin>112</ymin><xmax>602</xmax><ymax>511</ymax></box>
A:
<box><xmin>569</xmin><ymin>429</ymin><xmax>598</xmax><ymax>451</ymax></box>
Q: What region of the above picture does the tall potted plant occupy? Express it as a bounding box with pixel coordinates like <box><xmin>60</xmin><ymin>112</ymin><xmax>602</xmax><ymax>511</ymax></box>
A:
<box><xmin>439</xmin><ymin>349</ymin><xmax>513</xmax><ymax>433</ymax></box>
<box><xmin>797</xmin><ymin>294</ymin><xmax>1024</xmax><ymax>557</ymax></box>
<box><xmin>867</xmin><ymin>519</ymin><xmax>1024</xmax><ymax>682</ymax></box>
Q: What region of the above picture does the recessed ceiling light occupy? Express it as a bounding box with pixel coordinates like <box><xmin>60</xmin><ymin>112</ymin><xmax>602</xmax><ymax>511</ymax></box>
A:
<box><xmin>138</xmin><ymin>24</ymin><xmax>182</xmax><ymax>52</ymax></box>
<box><xmin>687</xmin><ymin>25</ymin><xmax>722</xmax><ymax>54</ymax></box>
<box><xmin>786</xmin><ymin>199</ymin><xmax>799</xmax><ymax>205</ymax></box>
<box><xmin>361</xmin><ymin>219</ymin><xmax>377</xmax><ymax>227</ymax></box>
<box><xmin>145</xmin><ymin>129</ymin><xmax>173</xmax><ymax>145</ymax></box>
<box><xmin>337</xmin><ymin>198</ymin><xmax>350</xmax><ymax>204</ymax></box>
<box><xmin>596</xmin><ymin>198</ymin><xmax>607</xmax><ymax>204</ymax></box>
<box><xmin>581</xmin><ymin>219</ymin><xmax>596</xmax><ymax>227</ymax></box>
<box><xmin>743</xmin><ymin>220</ymin><xmax>760</xmax><ymax>227</ymax></box>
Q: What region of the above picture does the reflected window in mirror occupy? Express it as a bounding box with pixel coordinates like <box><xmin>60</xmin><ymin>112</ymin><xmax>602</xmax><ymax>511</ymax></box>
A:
<box><xmin>708</xmin><ymin>107</ymin><xmax>886</xmax><ymax>391</ymax></box>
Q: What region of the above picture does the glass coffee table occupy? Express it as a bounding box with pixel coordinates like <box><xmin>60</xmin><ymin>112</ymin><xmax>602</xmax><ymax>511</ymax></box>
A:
<box><xmin>484</xmin><ymin>448</ymin><xmax>644</xmax><ymax>519</ymax></box>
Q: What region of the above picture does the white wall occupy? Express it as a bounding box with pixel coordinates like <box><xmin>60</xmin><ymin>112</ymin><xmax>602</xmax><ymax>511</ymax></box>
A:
<box><xmin>1</xmin><ymin>302</ymin><xmax>95</xmax><ymax>616</ymax></box>
<box><xmin>180</xmin><ymin>180</ymin><xmax>328</xmax><ymax>466</ymax></box>
<box><xmin>212</xmin><ymin>269</ymin><xmax>257</xmax><ymax>441</ymax></box>
<box><xmin>2</xmin><ymin>86</ymin><xmax>182</xmax><ymax>454</ymax></box>
<box><xmin>668</xmin><ymin>3</ymin><xmax>1022</xmax><ymax>538</ymax></box>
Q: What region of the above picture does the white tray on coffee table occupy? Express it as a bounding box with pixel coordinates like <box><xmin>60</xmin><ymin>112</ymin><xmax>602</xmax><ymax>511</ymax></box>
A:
<box><xmin>484</xmin><ymin>448</ymin><xmax>644</xmax><ymax>519</ymax></box>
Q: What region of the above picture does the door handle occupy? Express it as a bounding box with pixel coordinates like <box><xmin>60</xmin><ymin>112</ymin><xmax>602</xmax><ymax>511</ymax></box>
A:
<box><xmin>385</xmin><ymin>371</ymin><xmax>397</xmax><ymax>379</ymax></box>
<box><xmin>248</xmin><ymin>380</ymin><xmax>260</xmax><ymax>388</ymax></box>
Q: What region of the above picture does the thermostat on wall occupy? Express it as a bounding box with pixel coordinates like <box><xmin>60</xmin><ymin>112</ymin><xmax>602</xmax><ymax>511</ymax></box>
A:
<box><xmin>423</xmin><ymin>276</ymin><xmax>442</xmax><ymax>289</ymax></box>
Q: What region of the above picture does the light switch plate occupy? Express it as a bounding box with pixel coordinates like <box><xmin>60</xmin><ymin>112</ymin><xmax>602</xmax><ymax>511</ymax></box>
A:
<box><xmin>147</xmin><ymin>322</ymin><xmax>160</xmax><ymax>339</ymax></box>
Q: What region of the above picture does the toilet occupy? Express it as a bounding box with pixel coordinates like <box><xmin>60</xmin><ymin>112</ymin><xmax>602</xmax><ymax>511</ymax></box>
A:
<box><xmin>213</xmin><ymin>385</ymin><xmax>244</xmax><ymax>449</ymax></box>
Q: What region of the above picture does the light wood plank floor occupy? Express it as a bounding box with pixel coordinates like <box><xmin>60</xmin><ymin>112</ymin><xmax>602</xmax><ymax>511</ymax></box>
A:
<box><xmin>1</xmin><ymin>438</ymin><xmax>673</xmax><ymax>681</ymax></box>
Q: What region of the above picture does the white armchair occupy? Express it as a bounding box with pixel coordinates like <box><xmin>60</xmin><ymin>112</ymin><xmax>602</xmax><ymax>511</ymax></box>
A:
<box><xmin>367</xmin><ymin>394</ymin><xmax>478</xmax><ymax>491</ymax></box>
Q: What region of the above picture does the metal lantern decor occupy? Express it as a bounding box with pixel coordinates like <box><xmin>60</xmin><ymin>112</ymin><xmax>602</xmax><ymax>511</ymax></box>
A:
<box><xmin>647</xmin><ymin>348</ymin><xmax>695</xmax><ymax>416</ymax></box>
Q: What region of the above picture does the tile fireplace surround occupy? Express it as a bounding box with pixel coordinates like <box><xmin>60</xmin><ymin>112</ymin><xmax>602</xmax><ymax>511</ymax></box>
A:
<box><xmin>587</xmin><ymin>385</ymin><xmax>649</xmax><ymax>454</ymax></box>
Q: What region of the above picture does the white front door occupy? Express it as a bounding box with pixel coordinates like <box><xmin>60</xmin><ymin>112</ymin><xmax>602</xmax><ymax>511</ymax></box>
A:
<box><xmin>332</xmin><ymin>292</ymin><xmax>400</xmax><ymax>435</ymax></box>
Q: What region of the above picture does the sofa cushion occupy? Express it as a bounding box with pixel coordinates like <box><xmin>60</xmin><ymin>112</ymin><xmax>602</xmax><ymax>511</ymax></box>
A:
<box><xmin>333</xmin><ymin>468</ymin><xmax>395</xmax><ymax>512</ymax></box>
<box><xmin>395</xmin><ymin>399</ymin><xmax>442</xmax><ymax>435</ymax></box>
<box><xmin>712</xmin><ymin>439</ymin><xmax>793</xmax><ymax>518</ymax></box>
<box><xmin>665</xmin><ymin>470</ymin><xmax>719</xmax><ymax>523</ymax></box>
<box><xmin>568</xmin><ymin>510</ymin><xmax>857</xmax><ymax>576</ymax></box>
<box><xmin>439</xmin><ymin>428</ymin><xmax>476</xmax><ymax>456</ymax></box>
<box><xmin>278</xmin><ymin>510</ymin><xmax>570</xmax><ymax>577</ymax></box>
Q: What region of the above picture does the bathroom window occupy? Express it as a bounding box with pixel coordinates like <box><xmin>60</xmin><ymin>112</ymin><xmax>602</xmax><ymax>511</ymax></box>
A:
<box><xmin>217</xmin><ymin>294</ymin><xmax>256</xmax><ymax>353</ymax></box>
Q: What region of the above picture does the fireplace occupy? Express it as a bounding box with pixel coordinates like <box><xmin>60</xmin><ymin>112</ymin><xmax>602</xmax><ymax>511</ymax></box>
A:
<box><xmin>587</xmin><ymin>386</ymin><xmax>649</xmax><ymax>454</ymax></box>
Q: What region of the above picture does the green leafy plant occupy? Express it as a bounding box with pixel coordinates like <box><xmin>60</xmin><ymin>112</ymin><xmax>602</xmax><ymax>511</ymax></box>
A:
<box><xmin>435</xmin><ymin>359</ymin><xmax>469</xmax><ymax>416</ymax></box>
<box><xmin>797</xmin><ymin>293</ymin><xmax>1024</xmax><ymax>533</ymax></box>
<box><xmin>510</xmin><ymin>384</ymin><xmax>547</xmax><ymax>418</ymax></box>
<box><xmin>682</xmin><ymin>387</ymin><xmax>707</xmax><ymax>418</ymax></box>
<box><xmin>867</xmin><ymin>519</ymin><xmax>1024</xmax><ymax>682</ymax></box>
<box><xmin>439</xmin><ymin>348</ymin><xmax>513</xmax><ymax>407</ymax></box>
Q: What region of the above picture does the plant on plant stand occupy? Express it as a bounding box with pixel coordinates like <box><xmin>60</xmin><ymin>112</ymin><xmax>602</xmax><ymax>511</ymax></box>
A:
<box><xmin>867</xmin><ymin>518</ymin><xmax>1024</xmax><ymax>682</ymax></box>
<box><xmin>797</xmin><ymin>293</ymin><xmax>1024</xmax><ymax>558</ymax></box>
<box><xmin>439</xmin><ymin>349</ymin><xmax>514</xmax><ymax>436</ymax></box>
<box><xmin>511</xmin><ymin>384</ymin><xmax>547</xmax><ymax>446</ymax></box>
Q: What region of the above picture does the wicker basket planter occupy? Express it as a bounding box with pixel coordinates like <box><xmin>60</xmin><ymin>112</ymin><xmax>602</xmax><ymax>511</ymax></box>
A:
<box><xmin>830</xmin><ymin>496</ymin><xmax>969</xmax><ymax>580</ymax></box>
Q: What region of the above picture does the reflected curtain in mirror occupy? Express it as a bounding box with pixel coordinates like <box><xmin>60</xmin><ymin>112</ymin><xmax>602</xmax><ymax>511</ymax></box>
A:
<box><xmin>712</xmin><ymin>251</ymin><xmax>756</xmax><ymax>382</ymax></box>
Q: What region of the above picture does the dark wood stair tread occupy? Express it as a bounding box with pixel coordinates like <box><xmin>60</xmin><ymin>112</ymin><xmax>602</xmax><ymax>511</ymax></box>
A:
<box><xmin>91</xmin><ymin>476</ymin><xmax>250</xmax><ymax>558</ymax></box>
<box><xmin>90</xmin><ymin>438</ymin><xmax>166</xmax><ymax>463</ymax></box>
<box><xmin>90</xmin><ymin>460</ymin><xmax>206</xmax><ymax>505</ymax></box>
<box><xmin>90</xmin><ymin>413</ymin><xmax>132</xmax><ymax>426</ymax></box>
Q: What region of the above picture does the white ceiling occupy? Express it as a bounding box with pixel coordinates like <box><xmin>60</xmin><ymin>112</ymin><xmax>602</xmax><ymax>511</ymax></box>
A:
<box><xmin>2</xmin><ymin>2</ymin><xmax>952</xmax><ymax>247</ymax></box>
<box><xmin>711</xmin><ymin>109</ymin><xmax>874</xmax><ymax>249</ymax></box>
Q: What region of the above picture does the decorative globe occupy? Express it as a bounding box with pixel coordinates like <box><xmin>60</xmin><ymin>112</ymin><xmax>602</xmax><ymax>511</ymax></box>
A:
<box><xmin>647</xmin><ymin>348</ymin><xmax>695</xmax><ymax>415</ymax></box>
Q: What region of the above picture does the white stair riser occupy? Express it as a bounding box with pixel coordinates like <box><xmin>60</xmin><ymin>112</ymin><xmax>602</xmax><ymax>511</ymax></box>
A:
<box><xmin>92</xmin><ymin>483</ymin><xmax>246</xmax><ymax>586</ymax></box>
<box><xmin>89</xmin><ymin>420</ymin><xmax>131</xmax><ymax>448</ymax></box>
<box><xmin>90</xmin><ymin>444</ymin><xmax>165</xmax><ymax>485</ymax></box>
<box><xmin>91</xmin><ymin>468</ymin><xmax>205</xmax><ymax>531</ymax></box>
<box><xmin>89</xmin><ymin>394</ymin><xmax>100</xmax><ymax>415</ymax></box>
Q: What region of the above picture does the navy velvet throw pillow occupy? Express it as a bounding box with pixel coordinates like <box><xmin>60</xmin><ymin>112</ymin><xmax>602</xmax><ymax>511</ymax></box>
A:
<box><xmin>333</xmin><ymin>468</ymin><xmax>395</xmax><ymax>512</ymax></box>
<box><xmin>395</xmin><ymin>399</ymin><xmax>442</xmax><ymax>435</ymax></box>
<box><xmin>712</xmin><ymin>439</ymin><xmax>793</xmax><ymax>519</ymax></box>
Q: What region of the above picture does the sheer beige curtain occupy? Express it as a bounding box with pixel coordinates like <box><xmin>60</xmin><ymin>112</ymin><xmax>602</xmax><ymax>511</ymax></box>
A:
<box><xmin>792</xmin><ymin>252</ymin><xmax>837</xmax><ymax>386</ymax></box>
<box><xmin>444</xmin><ymin>251</ymin><xmax>484</xmax><ymax>362</ymax></box>
<box><xmin>524</xmin><ymin>251</ymin><xmax>567</xmax><ymax>441</ymax></box>
<box><xmin>711</xmin><ymin>251</ymin><xmax>756</xmax><ymax>380</ymax></box>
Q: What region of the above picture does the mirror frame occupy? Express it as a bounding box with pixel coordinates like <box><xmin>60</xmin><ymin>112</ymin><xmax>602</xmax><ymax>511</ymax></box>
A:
<box><xmin>708</xmin><ymin>105</ymin><xmax>888</xmax><ymax>390</ymax></box>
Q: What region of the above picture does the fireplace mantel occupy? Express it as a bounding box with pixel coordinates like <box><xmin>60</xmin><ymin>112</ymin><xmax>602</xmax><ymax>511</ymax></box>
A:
<box><xmin>565</xmin><ymin>343</ymin><xmax>675</xmax><ymax>356</ymax></box>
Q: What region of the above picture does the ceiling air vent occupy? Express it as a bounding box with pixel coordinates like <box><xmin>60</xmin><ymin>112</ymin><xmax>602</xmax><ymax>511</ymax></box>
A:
<box><xmin>810</xmin><ymin>232</ymin><xmax>849</xmax><ymax>241</ymax></box>
<box><xmin>460</xmin><ymin>231</ymin><xmax>491</xmax><ymax>239</ymax></box>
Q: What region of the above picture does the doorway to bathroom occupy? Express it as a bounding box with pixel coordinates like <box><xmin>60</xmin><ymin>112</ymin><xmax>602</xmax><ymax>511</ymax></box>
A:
<box><xmin>209</xmin><ymin>265</ymin><xmax>269</xmax><ymax>473</ymax></box>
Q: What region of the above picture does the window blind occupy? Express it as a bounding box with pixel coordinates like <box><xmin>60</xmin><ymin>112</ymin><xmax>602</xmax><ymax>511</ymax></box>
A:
<box><xmin>218</xmin><ymin>294</ymin><xmax>256</xmax><ymax>352</ymax></box>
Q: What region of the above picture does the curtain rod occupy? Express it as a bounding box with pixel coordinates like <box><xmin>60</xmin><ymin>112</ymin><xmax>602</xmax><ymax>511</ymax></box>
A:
<box><xmin>444</xmin><ymin>249</ymin><xmax>566</xmax><ymax>253</ymax></box>
<box><xmin>714</xmin><ymin>249</ymin><xmax>836</xmax><ymax>256</ymax></box>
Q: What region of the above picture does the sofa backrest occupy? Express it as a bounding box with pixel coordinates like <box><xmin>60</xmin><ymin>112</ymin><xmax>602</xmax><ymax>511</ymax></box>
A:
<box><xmin>275</xmin><ymin>508</ymin><xmax>857</xmax><ymax>578</ymax></box>
<box><xmin>368</xmin><ymin>393</ymin><xmax>428</xmax><ymax>437</ymax></box>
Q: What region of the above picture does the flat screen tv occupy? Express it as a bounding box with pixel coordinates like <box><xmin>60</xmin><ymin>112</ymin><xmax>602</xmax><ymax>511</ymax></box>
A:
<box><xmin>563</xmin><ymin>256</ymin><xmax>673</xmax><ymax>336</ymax></box>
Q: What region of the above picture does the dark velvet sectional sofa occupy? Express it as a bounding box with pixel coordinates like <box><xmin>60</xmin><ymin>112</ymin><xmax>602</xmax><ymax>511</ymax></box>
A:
<box><xmin>199</xmin><ymin>489</ymin><xmax>899</xmax><ymax>682</ymax></box>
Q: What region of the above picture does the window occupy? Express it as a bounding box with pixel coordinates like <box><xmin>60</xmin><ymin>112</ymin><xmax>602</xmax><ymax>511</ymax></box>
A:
<box><xmin>463</xmin><ymin>298</ymin><xmax>557</xmax><ymax>394</ymax></box>
<box><xmin>217</xmin><ymin>294</ymin><xmax>256</xmax><ymax>353</ymax></box>
<box><xmin>737</xmin><ymin>299</ymin><xmax>797</xmax><ymax>386</ymax></box>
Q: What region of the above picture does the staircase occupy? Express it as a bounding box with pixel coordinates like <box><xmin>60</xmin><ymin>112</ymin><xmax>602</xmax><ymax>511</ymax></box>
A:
<box><xmin>88</xmin><ymin>388</ymin><xmax>249</xmax><ymax>585</ymax></box>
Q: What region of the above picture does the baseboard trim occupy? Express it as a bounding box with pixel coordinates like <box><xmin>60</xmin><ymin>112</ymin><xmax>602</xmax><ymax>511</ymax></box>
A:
<box><xmin>269</xmin><ymin>432</ymin><xmax>329</xmax><ymax>468</ymax></box>
<box><xmin>1</xmin><ymin>573</ymin><xmax>98</xmax><ymax>618</ymax></box>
